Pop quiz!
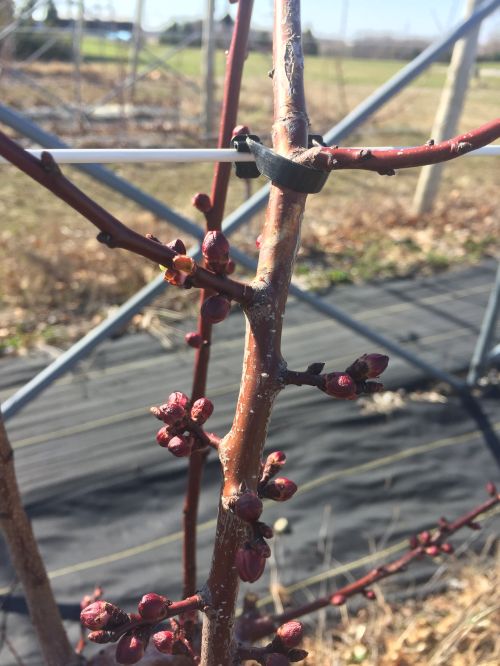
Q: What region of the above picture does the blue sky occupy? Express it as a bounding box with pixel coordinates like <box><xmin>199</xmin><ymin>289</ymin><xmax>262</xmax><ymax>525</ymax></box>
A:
<box><xmin>64</xmin><ymin>1</ymin><xmax>500</xmax><ymax>42</ymax></box>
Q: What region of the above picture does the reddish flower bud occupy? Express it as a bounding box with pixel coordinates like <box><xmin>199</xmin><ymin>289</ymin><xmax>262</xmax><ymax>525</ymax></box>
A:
<box><xmin>265</xmin><ymin>653</ymin><xmax>290</xmax><ymax>666</ymax></box>
<box><xmin>234</xmin><ymin>492</ymin><xmax>263</xmax><ymax>523</ymax></box>
<box><xmin>264</xmin><ymin>451</ymin><xmax>286</xmax><ymax>473</ymax></box>
<box><xmin>225</xmin><ymin>258</ymin><xmax>236</xmax><ymax>275</ymax></box>
<box><xmin>363</xmin><ymin>589</ymin><xmax>376</xmax><ymax>600</ymax></box>
<box><xmin>185</xmin><ymin>331</ymin><xmax>203</xmax><ymax>349</ymax></box>
<box><xmin>235</xmin><ymin>544</ymin><xmax>266</xmax><ymax>583</ymax></box>
<box><xmin>167</xmin><ymin>391</ymin><xmax>190</xmax><ymax>411</ymax></box>
<box><xmin>288</xmin><ymin>648</ymin><xmax>309</xmax><ymax>662</ymax></box>
<box><xmin>418</xmin><ymin>530</ymin><xmax>431</xmax><ymax>545</ymax></box>
<box><xmin>192</xmin><ymin>192</ymin><xmax>212</xmax><ymax>213</ymax></box>
<box><xmin>152</xmin><ymin>630</ymin><xmax>175</xmax><ymax>654</ymax></box>
<box><xmin>115</xmin><ymin>632</ymin><xmax>145</xmax><ymax>665</ymax></box>
<box><xmin>190</xmin><ymin>397</ymin><xmax>214</xmax><ymax>424</ymax></box>
<box><xmin>232</xmin><ymin>124</ymin><xmax>250</xmax><ymax>138</ymax></box>
<box><xmin>202</xmin><ymin>231</ymin><xmax>230</xmax><ymax>269</ymax></box>
<box><xmin>440</xmin><ymin>542</ymin><xmax>454</xmax><ymax>554</ymax></box>
<box><xmin>166</xmin><ymin>238</ymin><xmax>186</xmax><ymax>255</ymax></box>
<box><xmin>88</xmin><ymin>630</ymin><xmax>113</xmax><ymax>644</ymax></box>
<box><xmin>167</xmin><ymin>435</ymin><xmax>192</xmax><ymax>457</ymax></box>
<box><xmin>323</xmin><ymin>372</ymin><xmax>357</xmax><ymax>400</ymax></box>
<box><xmin>138</xmin><ymin>593</ymin><xmax>169</xmax><ymax>621</ymax></box>
<box><xmin>156</xmin><ymin>425</ymin><xmax>173</xmax><ymax>447</ymax></box>
<box><xmin>253</xmin><ymin>538</ymin><xmax>271</xmax><ymax>559</ymax></box>
<box><xmin>201</xmin><ymin>294</ymin><xmax>231</xmax><ymax>324</ymax></box>
<box><xmin>331</xmin><ymin>593</ymin><xmax>346</xmax><ymax>606</ymax></box>
<box><xmin>163</xmin><ymin>402</ymin><xmax>186</xmax><ymax>426</ymax></box>
<box><xmin>276</xmin><ymin>621</ymin><xmax>304</xmax><ymax>648</ymax></box>
<box><xmin>80</xmin><ymin>601</ymin><xmax>128</xmax><ymax>630</ymax></box>
<box><xmin>486</xmin><ymin>481</ymin><xmax>497</xmax><ymax>497</ymax></box>
<box><xmin>261</xmin><ymin>477</ymin><xmax>297</xmax><ymax>502</ymax></box>
<box><xmin>425</xmin><ymin>545</ymin><xmax>440</xmax><ymax>557</ymax></box>
<box><xmin>256</xmin><ymin>234</ymin><xmax>263</xmax><ymax>249</ymax></box>
<box><xmin>345</xmin><ymin>353</ymin><xmax>389</xmax><ymax>380</ymax></box>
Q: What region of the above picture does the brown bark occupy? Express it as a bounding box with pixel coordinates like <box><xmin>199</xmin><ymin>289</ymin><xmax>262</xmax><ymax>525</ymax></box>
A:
<box><xmin>0</xmin><ymin>415</ymin><xmax>80</xmax><ymax>666</ymax></box>
<box><xmin>199</xmin><ymin>2</ymin><xmax>310</xmax><ymax>663</ymax></box>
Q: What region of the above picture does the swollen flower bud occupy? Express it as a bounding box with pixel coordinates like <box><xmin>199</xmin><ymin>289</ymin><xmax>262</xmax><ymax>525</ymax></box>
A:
<box><xmin>192</xmin><ymin>192</ymin><xmax>212</xmax><ymax>213</ymax></box>
<box><xmin>225</xmin><ymin>258</ymin><xmax>236</xmax><ymax>275</ymax></box>
<box><xmin>440</xmin><ymin>542</ymin><xmax>454</xmax><ymax>554</ymax></box>
<box><xmin>232</xmin><ymin>124</ymin><xmax>250</xmax><ymax>138</ymax></box>
<box><xmin>233</xmin><ymin>492</ymin><xmax>263</xmax><ymax>523</ymax></box>
<box><xmin>166</xmin><ymin>238</ymin><xmax>187</xmax><ymax>255</ymax></box>
<box><xmin>168</xmin><ymin>392</ymin><xmax>190</xmax><ymax>411</ymax></box>
<box><xmin>261</xmin><ymin>477</ymin><xmax>297</xmax><ymax>502</ymax></box>
<box><xmin>425</xmin><ymin>545</ymin><xmax>440</xmax><ymax>557</ymax></box>
<box><xmin>190</xmin><ymin>397</ymin><xmax>214</xmax><ymax>424</ymax></box>
<box><xmin>345</xmin><ymin>353</ymin><xmax>389</xmax><ymax>381</ymax></box>
<box><xmin>159</xmin><ymin>402</ymin><xmax>186</xmax><ymax>426</ymax></box>
<box><xmin>172</xmin><ymin>254</ymin><xmax>195</xmax><ymax>274</ymax></box>
<box><xmin>235</xmin><ymin>543</ymin><xmax>266</xmax><ymax>583</ymax></box>
<box><xmin>168</xmin><ymin>435</ymin><xmax>192</xmax><ymax>457</ymax></box>
<box><xmin>185</xmin><ymin>331</ymin><xmax>203</xmax><ymax>349</ymax></box>
<box><xmin>276</xmin><ymin>621</ymin><xmax>304</xmax><ymax>648</ymax></box>
<box><xmin>115</xmin><ymin>632</ymin><xmax>145</xmax><ymax>665</ymax></box>
<box><xmin>152</xmin><ymin>630</ymin><xmax>175</xmax><ymax>654</ymax></box>
<box><xmin>202</xmin><ymin>231</ymin><xmax>230</xmax><ymax>271</ymax></box>
<box><xmin>331</xmin><ymin>593</ymin><xmax>346</xmax><ymax>606</ymax></box>
<box><xmin>156</xmin><ymin>426</ymin><xmax>173</xmax><ymax>448</ymax></box>
<box><xmin>201</xmin><ymin>294</ymin><xmax>231</xmax><ymax>324</ymax></box>
<box><xmin>256</xmin><ymin>234</ymin><xmax>262</xmax><ymax>249</ymax></box>
<box><xmin>138</xmin><ymin>593</ymin><xmax>169</xmax><ymax>621</ymax></box>
<box><xmin>80</xmin><ymin>601</ymin><xmax>128</xmax><ymax>630</ymax></box>
<box><xmin>88</xmin><ymin>630</ymin><xmax>113</xmax><ymax>644</ymax></box>
<box><xmin>323</xmin><ymin>372</ymin><xmax>357</xmax><ymax>400</ymax></box>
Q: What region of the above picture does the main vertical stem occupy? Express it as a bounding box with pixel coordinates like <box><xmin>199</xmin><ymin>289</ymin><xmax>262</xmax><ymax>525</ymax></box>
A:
<box><xmin>200</xmin><ymin>2</ymin><xmax>309</xmax><ymax>664</ymax></box>
<box><xmin>183</xmin><ymin>0</ymin><xmax>254</xmax><ymax>601</ymax></box>
<box><xmin>0</xmin><ymin>415</ymin><xmax>80</xmax><ymax>666</ymax></box>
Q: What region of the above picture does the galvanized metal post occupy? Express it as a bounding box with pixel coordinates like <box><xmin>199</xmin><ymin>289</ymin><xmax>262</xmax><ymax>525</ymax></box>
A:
<box><xmin>467</xmin><ymin>262</ymin><xmax>500</xmax><ymax>385</ymax></box>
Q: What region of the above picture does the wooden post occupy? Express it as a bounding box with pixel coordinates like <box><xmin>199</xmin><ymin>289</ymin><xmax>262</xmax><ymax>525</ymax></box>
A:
<box><xmin>412</xmin><ymin>0</ymin><xmax>482</xmax><ymax>215</ymax></box>
<box><xmin>202</xmin><ymin>0</ymin><xmax>215</xmax><ymax>140</ymax></box>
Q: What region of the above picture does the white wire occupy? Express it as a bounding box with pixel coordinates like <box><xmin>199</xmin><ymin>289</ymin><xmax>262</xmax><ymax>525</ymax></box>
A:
<box><xmin>0</xmin><ymin>145</ymin><xmax>498</xmax><ymax>164</ymax></box>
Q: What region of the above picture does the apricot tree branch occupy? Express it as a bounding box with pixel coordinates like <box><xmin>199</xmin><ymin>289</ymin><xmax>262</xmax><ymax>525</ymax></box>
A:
<box><xmin>297</xmin><ymin>118</ymin><xmax>500</xmax><ymax>175</ymax></box>
<box><xmin>0</xmin><ymin>131</ymin><xmax>253</xmax><ymax>305</ymax></box>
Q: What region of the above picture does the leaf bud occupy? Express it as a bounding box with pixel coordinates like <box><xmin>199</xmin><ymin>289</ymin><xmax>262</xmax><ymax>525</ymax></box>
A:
<box><xmin>261</xmin><ymin>477</ymin><xmax>297</xmax><ymax>502</ymax></box>
<box><xmin>256</xmin><ymin>521</ymin><xmax>274</xmax><ymax>539</ymax></box>
<box><xmin>185</xmin><ymin>331</ymin><xmax>203</xmax><ymax>349</ymax></box>
<box><xmin>80</xmin><ymin>601</ymin><xmax>128</xmax><ymax>630</ymax></box>
<box><xmin>167</xmin><ymin>434</ymin><xmax>193</xmax><ymax>458</ymax></box>
<box><xmin>233</xmin><ymin>492</ymin><xmax>263</xmax><ymax>523</ymax></box>
<box><xmin>288</xmin><ymin>648</ymin><xmax>309</xmax><ymax>662</ymax></box>
<box><xmin>192</xmin><ymin>192</ymin><xmax>212</xmax><ymax>213</ymax></box>
<box><xmin>190</xmin><ymin>397</ymin><xmax>214</xmax><ymax>424</ymax></box>
<box><xmin>163</xmin><ymin>268</ymin><xmax>186</xmax><ymax>287</ymax></box>
<box><xmin>115</xmin><ymin>632</ymin><xmax>146</xmax><ymax>665</ymax></box>
<box><xmin>276</xmin><ymin>621</ymin><xmax>304</xmax><ymax>648</ymax></box>
<box><xmin>201</xmin><ymin>294</ymin><xmax>231</xmax><ymax>324</ymax></box>
<box><xmin>202</xmin><ymin>231</ymin><xmax>230</xmax><ymax>270</ymax></box>
<box><xmin>345</xmin><ymin>353</ymin><xmax>389</xmax><ymax>381</ymax></box>
<box><xmin>323</xmin><ymin>372</ymin><xmax>357</xmax><ymax>400</ymax></box>
<box><xmin>253</xmin><ymin>538</ymin><xmax>271</xmax><ymax>559</ymax></box>
<box><xmin>152</xmin><ymin>630</ymin><xmax>175</xmax><ymax>654</ymax></box>
<box><xmin>138</xmin><ymin>593</ymin><xmax>170</xmax><ymax>621</ymax></box>
<box><xmin>172</xmin><ymin>254</ymin><xmax>195</xmax><ymax>274</ymax></box>
<box><xmin>166</xmin><ymin>238</ymin><xmax>186</xmax><ymax>255</ymax></box>
<box><xmin>235</xmin><ymin>543</ymin><xmax>266</xmax><ymax>583</ymax></box>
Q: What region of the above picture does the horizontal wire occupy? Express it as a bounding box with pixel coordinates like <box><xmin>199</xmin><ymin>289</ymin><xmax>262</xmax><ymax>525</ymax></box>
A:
<box><xmin>0</xmin><ymin>145</ymin><xmax>498</xmax><ymax>164</ymax></box>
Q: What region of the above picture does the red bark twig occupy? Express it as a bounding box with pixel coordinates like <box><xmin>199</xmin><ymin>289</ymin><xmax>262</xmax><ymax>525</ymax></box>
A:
<box><xmin>239</xmin><ymin>486</ymin><xmax>500</xmax><ymax>641</ymax></box>
<box><xmin>297</xmin><ymin>118</ymin><xmax>500</xmax><ymax>175</ymax></box>
<box><xmin>0</xmin><ymin>131</ymin><xmax>252</xmax><ymax>305</ymax></box>
<box><xmin>183</xmin><ymin>0</ymin><xmax>254</xmax><ymax>602</ymax></box>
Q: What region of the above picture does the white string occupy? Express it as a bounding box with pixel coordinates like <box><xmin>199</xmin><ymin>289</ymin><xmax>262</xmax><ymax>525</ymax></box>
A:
<box><xmin>0</xmin><ymin>145</ymin><xmax>498</xmax><ymax>164</ymax></box>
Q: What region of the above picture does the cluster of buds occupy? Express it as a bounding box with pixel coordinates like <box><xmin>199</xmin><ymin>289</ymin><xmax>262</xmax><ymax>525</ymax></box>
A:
<box><xmin>80</xmin><ymin>594</ymin><xmax>193</xmax><ymax>664</ymax></box>
<box><xmin>234</xmin><ymin>453</ymin><xmax>298</xmax><ymax>584</ymax></box>
<box><xmin>151</xmin><ymin>391</ymin><xmax>215</xmax><ymax>458</ymax></box>
<box><xmin>159</xmin><ymin>238</ymin><xmax>196</xmax><ymax>288</ymax></box>
<box><xmin>322</xmin><ymin>352</ymin><xmax>389</xmax><ymax>400</ymax></box>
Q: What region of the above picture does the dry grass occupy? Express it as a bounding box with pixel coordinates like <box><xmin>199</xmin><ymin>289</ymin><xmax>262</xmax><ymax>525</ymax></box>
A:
<box><xmin>0</xmin><ymin>57</ymin><xmax>499</xmax><ymax>354</ymax></box>
<box><xmin>298</xmin><ymin>551</ymin><xmax>500</xmax><ymax>665</ymax></box>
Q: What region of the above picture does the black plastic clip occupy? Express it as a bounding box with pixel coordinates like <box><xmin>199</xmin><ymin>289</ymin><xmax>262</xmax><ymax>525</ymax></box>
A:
<box><xmin>231</xmin><ymin>134</ymin><xmax>262</xmax><ymax>179</ymax></box>
<box><xmin>308</xmin><ymin>134</ymin><xmax>326</xmax><ymax>148</ymax></box>
<box><xmin>246</xmin><ymin>137</ymin><xmax>329</xmax><ymax>194</ymax></box>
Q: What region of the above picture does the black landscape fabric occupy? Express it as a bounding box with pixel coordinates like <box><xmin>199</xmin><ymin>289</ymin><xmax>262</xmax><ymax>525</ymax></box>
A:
<box><xmin>1</xmin><ymin>261</ymin><xmax>499</xmax><ymax>664</ymax></box>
